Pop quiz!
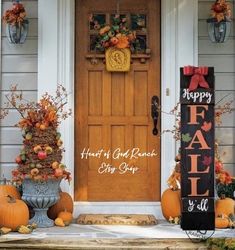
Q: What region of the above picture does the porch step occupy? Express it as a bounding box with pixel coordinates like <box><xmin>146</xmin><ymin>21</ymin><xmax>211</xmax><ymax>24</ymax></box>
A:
<box><xmin>0</xmin><ymin>238</ymin><xmax>208</xmax><ymax>249</ymax></box>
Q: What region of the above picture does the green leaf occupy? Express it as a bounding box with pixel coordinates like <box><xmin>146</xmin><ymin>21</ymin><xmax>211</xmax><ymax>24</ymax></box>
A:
<box><xmin>181</xmin><ymin>133</ymin><xmax>192</xmax><ymax>143</ymax></box>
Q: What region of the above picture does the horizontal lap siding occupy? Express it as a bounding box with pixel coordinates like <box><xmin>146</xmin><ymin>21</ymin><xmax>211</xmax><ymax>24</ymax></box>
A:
<box><xmin>0</xmin><ymin>0</ymin><xmax>38</xmax><ymax>179</ymax></box>
<box><xmin>198</xmin><ymin>0</ymin><xmax>235</xmax><ymax>175</ymax></box>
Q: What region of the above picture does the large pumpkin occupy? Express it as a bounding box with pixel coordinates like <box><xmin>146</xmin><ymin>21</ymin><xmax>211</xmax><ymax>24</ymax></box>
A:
<box><xmin>161</xmin><ymin>188</ymin><xmax>181</xmax><ymax>220</ymax></box>
<box><xmin>47</xmin><ymin>192</ymin><xmax>73</xmax><ymax>220</ymax></box>
<box><xmin>0</xmin><ymin>180</ymin><xmax>21</xmax><ymax>199</ymax></box>
<box><xmin>215</xmin><ymin>197</ymin><xmax>234</xmax><ymax>217</ymax></box>
<box><xmin>0</xmin><ymin>196</ymin><xmax>29</xmax><ymax>231</ymax></box>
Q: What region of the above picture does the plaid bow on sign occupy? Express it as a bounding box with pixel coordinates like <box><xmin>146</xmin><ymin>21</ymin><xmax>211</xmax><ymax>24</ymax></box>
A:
<box><xmin>183</xmin><ymin>66</ymin><xmax>209</xmax><ymax>91</ymax></box>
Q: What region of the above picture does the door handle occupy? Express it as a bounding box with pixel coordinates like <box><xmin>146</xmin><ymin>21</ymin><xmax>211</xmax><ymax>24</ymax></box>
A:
<box><xmin>151</xmin><ymin>96</ymin><xmax>159</xmax><ymax>136</ymax></box>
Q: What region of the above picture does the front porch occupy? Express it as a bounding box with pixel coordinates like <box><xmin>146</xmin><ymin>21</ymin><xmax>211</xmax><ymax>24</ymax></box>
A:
<box><xmin>0</xmin><ymin>0</ymin><xmax>234</xmax><ymax>247</ymax></box>
<box><xmin>1</xmin><ymin>221</ymin><xmax>234</xmax><ymax>249</ymax></box>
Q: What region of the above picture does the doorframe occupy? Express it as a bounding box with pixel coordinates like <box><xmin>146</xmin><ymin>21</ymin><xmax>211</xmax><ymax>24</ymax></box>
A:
<box><xmin>38</xmin><ymin>0</ymin><xmax>198</xmax><ymax>218</ymax></box>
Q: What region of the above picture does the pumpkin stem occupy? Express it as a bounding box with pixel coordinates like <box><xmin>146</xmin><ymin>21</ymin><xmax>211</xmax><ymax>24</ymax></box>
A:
<box><xmin>7</xmin><ymin>195</ymin><xmax>16</xmax><ymax>203</ymax></box>
<box><xmin>220</xmin><ymin>193</ymin><xmax>226</xmax><ymax>199</ymax></box>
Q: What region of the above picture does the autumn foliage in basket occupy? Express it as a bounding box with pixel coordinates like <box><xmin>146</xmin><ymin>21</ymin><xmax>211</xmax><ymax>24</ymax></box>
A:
<box><xmin>91</xmin><ymin>14</ymin><xmax>136</xmax><ymax>51</ymax></box>
<box><xmin>2</xmin><ymin>1</ymin><xmax>26</xmax><ymax>26</ymax></box>
<box><xmin>210</xmin><ymin>0</ymin><xmax>232</xmax><ymax>22</ymax></box>
<box><xmin>0</xmin><ymin>85</ymin><xmax>72</xmax><ymax>183</ymax></box>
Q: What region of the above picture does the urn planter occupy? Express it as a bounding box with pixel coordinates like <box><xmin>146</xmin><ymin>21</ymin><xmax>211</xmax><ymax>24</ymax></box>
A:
<box><xmin>22</xmin><ymin>178</ymin><xmax>61</xmax><ymax>228</ymax></box>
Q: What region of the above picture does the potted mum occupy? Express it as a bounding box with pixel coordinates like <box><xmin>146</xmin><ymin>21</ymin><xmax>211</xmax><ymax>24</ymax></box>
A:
<box><xmin>2</xmin><ymin>0</ymin><xmax>28</xmax><ymax>44</ymax></box>
<box><xmin>94</xmin><ymin>14</ymin><xmax>136</xmax><ymax>72</ymax></box>
<box><xmin>0</xmin><ymin>85</ymin><xmax>72</xmax><ymax>228</ymax></box>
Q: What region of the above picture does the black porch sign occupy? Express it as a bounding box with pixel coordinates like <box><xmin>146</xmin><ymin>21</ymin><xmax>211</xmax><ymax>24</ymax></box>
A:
<box><xmin>180</xmin><ymin>66</ymin><xmax>215</xmax><ymax>230</ymax></box>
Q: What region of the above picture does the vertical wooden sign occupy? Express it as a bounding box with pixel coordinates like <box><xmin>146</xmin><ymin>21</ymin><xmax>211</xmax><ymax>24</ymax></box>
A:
<box><xmin>180</xmin><ymin>66</ymin><xmax>215</xmax><ymax>230</ymax></box>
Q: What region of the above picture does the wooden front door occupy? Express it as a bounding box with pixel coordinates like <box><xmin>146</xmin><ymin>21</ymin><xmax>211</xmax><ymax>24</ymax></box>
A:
<box><xmin>75</xmin><ymin>0</ymin><xmax>161</xmax><ymax>201</ymax></box>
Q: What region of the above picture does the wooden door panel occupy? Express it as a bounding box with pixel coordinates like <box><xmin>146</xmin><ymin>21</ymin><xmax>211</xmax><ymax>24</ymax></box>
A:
<box><xmin>134</xmin><ymin>126</ymin><xmax>148</xmax><ymax>171</ymax></box>
<box><xmin>134</xmin><ymin>71</ymin><xmax>148</xmax><ymax>116</ymax></box>
<box><xmin>88</xmin><ymin>72</ymin><xmax>102</xmax><ymax>116</ymax></box>
<box><xmin>111</xmin><ymin>73</ymin><xmax>125</xmax><ymax>116</ymax></box>
<box><xmin>75</xmin><ymin>0</ymin><xmax>161</xmax><ymax>201</ymax></box>
<box><xmin>88</xmin><ymin>172</ymin><xmax>150</xmax><ymax>201</ymax></box>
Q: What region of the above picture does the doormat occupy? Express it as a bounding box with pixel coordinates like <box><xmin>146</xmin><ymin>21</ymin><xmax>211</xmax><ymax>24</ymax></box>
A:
<box><xmin>76</xmin><ymin>214</ymin><xmax>157</xmax><ymax>225</ymax></box>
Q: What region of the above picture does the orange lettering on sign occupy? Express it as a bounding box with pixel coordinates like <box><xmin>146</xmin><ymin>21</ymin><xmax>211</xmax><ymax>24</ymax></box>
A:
<box><xmin>186</xmin><ymin>130</ymin><xmax>211</xmax><ymax>150</ymax></box>
<box><xmin>188</xmin><ymin>154</ymin><xmax>210</xmax><ymax>174</ymax></box>
<box><xmin>188</xmin><ymin>177</ymin><xmax>209</xmax><ymax>196</ymax></box>
<box><xmin>188</xmin><ymin>105</ymin><xmax>208</xmax><ymax>125</ymax></box>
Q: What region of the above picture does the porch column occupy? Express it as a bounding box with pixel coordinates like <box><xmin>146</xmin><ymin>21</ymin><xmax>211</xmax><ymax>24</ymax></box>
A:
<box><xmin>38</xmin><ymin>0</ymin><xmax>75</xmax><ymax>195</ymax></box>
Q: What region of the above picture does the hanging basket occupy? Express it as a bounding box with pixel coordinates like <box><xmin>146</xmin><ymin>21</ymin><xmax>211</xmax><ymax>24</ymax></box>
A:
<box><xmin>207</xmin><ymin>18</ymin><xmax>231</xmax><ymax>43</ymax></box>
<box><xmin>6</xmin><ymin>19</ymin><xmax>29</xmax><ymax>44</ymax></box>
<box><xmin>105</xmin><ymin>47</ymin><xmax>131</xmax><ymax>72</ymax></box>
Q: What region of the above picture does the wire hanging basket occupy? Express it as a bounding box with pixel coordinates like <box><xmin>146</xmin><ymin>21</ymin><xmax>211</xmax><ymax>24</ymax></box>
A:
<box><xmin>6</xmin><ymin>19</ymin><xmax>29</xmax><ymax>44</ymax></box>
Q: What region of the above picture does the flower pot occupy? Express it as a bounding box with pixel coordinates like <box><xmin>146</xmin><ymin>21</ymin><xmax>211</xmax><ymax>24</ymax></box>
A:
<box><xmin>6</xmin><ymin>19</ymin><xmax>29</xmax><ymax>44</ymax></box>
<box><xmin>105</xmin><ymin>47</ymin><xmax>131</xmax><ymax>72</ymax></box>
<box><xmin>22</xmin><ymin>178</ymin><xmax>60</xmax><ymax>228</ymax></box>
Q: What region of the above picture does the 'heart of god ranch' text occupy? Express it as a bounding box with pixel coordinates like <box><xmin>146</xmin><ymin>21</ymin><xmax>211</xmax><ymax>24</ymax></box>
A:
<box><xmin>80</xmin><ymin>148</ymin><xmax>158</xmax><ymax>174</ymax></box>
<box><xmin>80</xmin><ymin>148</ymin><xmax>158</xmax><ymax>160</ymax></box>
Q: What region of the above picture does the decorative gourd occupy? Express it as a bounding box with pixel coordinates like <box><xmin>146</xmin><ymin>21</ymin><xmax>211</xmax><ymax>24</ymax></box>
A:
<box><xmin>58</xmin><ymin>210</ymin><xmax>73</xmax><ymax>226</ymax></box>
<box><xmin>215</xmin><ymin>214</ymin><xmax>230</xmax><ymax>229</ymax></box>
<box><xmin>161</xmin><ymin>188</ymin><xmax>181</xmax><ymax>220</ymax></box>
<box><xmin>0</xmin><ymin>195</ymin><xmax>29</xmax><ymax>231</ymax></box>
<box><xmin>48</xmin><ymin>192</ymin><xmax>73</xmax><ymax>220</ymax></box>
<box><xmin>0</xmin><ymin>179</ymin><xmax>21</xmax><ymax>199</ymax></box>
<box><xmin>17</xmin><ymin>225</ymin><xmax>32</xmax><ymax>234</ymax></box>
<box><xmin>0</xmin><ymin>227</ymin><xmax>12</xmax><ymax>234</ymax></box>
<box><xmin>54</xmin><ymin>217</ymin><xmax>65</xmax><ymax>227</ymax></box>
<box><xmin>215</xmin><ymin>196</ymin><xmax>235</xmax><ymax>217</ymax></box>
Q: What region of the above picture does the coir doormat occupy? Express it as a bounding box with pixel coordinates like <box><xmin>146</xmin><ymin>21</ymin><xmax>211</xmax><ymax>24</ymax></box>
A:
<box><xmin>76</xmin><ymin>214</ymin><xmax>157</xmax><ymax>225</ymax></box>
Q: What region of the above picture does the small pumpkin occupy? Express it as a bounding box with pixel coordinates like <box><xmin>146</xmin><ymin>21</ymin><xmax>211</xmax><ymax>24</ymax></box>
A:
<box><xmin>161</xmin><ymin>188</ymin><xmax>181</xmax><ymax>220</ymax></box>
<box><xmin>116</xmin><ymin>35</ymin><xmax>129</xmax><ymax>49</ymax></box>
<box><xmin>215</xmin><ymin>195</ymin><xmax>235</xmax><ymax>217</ymax></box>
<box><xmin>58</xmin><ymin>210</ymin><xmax>73</xmax><ymax>226</ymax></box>
<box><xmin>0</xmin><ymin>195</ymin><xmax>29</xmax><ymax>231</ymax></box>
<box><xmin>0</xmin><ymin>179</ymin><xmax>21</xmax><ymax>199</ymax></box>
<box><xmin>215</xmin><ymin>214</ymin><xmax>230</xmax><ymax>229</ymax></box>
<box><xmin>48</xmin><ymin>192</ymin><xmax>73</xmax><ymax>220</ymax></box>
<box><xmin>55</xmin><ymin>217</ymin><xmax>65</xmax><ymax>227</ymax></box>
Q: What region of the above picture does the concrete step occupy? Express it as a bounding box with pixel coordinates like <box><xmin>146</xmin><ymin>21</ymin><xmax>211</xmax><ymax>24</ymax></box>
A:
<box><xmin>0</xmin><ymin>238</ymin><xmax>208</xmax><ymax>250</ymax></box>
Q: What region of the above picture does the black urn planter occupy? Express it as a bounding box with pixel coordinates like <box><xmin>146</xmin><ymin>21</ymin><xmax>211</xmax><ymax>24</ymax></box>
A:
<box><xmin>6</xmin><ymin>19</ymin><xmax>29</xmax><ymax>44</ymax></box>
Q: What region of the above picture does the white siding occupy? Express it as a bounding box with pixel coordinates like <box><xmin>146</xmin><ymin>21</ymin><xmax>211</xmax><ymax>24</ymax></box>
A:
<box><xmin>0</xmin><ymin>0</ymin><xmax>38</xmax><ymax>178</ymax></box>
<box><xmin>198</xmin><ymin>0</ymin><xmax>235</xmax><ymax>175</ymax></box>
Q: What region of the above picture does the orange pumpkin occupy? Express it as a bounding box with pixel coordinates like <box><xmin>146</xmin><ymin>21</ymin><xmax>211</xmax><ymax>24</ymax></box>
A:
<box><xmin>58</xmin><ymin>210</ymin><xmax>73</xmax><ymax>226</ymax></box>
<box><xmin>215</xmin><ymin>197</ymin><xmax>234</xmax><ymax>217</ymax></box>
<box><xmin>161</xmin><ymin>188</ymin><xmax>181</xmax><ymax>220</ymax></box>
<box><xmin>116</xmin><ymin>36</ymin><xmax>129</xmax><ymax>49</ymax></box>
<box><xmin>215</xmin><ymin>214</ymin><xmax>230</xmax><ymax>229</ymax></box>
<box><xmin>48</xmin><ymin>192</ymin><xmax>73</xmax><ymax>220</ymax></box>
<box><xmin>0</xmin><ymin>181</ymin><xmax>21</xmax><ymax>200</ymax></box>
<box><xmin>0</xmin><ymin>196</ymin><xmax>29</xmax><ymax>231</ymax></box>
